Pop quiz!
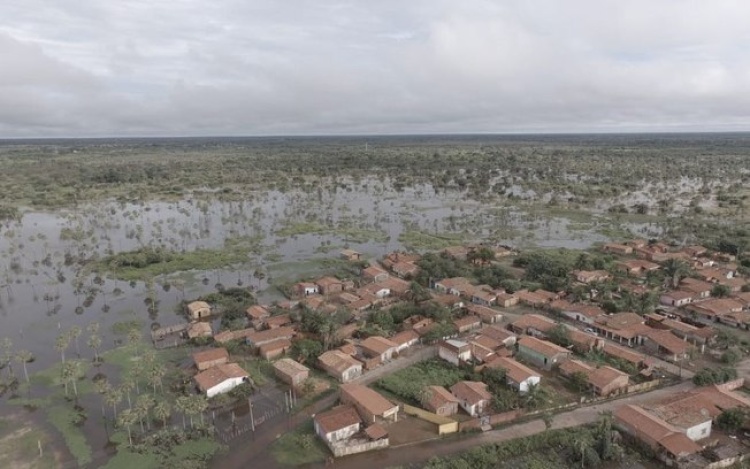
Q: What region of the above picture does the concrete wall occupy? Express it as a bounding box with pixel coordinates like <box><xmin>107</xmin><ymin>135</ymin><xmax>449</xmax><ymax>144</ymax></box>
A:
<box><xmin>331</xmin><ymin>438</ymin><xmax>389</xmax><ymax>457</ymax></box>
<box><xmin>685</xmin><ymin>420</ymin><xmax>712</xmax><ymax>441</ymax></box>
<box><xmin>403</xmin><ymin>404</ymin><xmax>458</xmax><ymax>435</ymax></box>
<box><xmin>459</xmin><ymin>409</ymin><xmax>523</xmax><ymax>431</ymax></box>
<box><xmin>206</xmin><ymin>377</ymin><xmax>245</xmax><ymax>398</ymax></box>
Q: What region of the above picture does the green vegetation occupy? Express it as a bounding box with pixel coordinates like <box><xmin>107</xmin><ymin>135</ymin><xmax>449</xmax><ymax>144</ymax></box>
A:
<box><xmin>276</xmin><ymin>221</ymin><xmax>387</xmax><ymax>243</ymax></box>
<box><xmin>0</xmin><ymin>417</ymin><xmax>59</xmax><ymax>469</ymax></box>
<box><xmin>377</xmin><ymin>359</ymin><xmax>470</xmax><ymax>404</ymax></box>
<box><xmin>270</xmin><ymin>420</ymin><xmax>328</xmax><ymax>466</ymax></box>
<box><xmin>102</xmin><ymin>428</ymin><xmax>223</xmax><ymax>469</ymax></box>
<box><xmin>399</xmin><ymin>230</ymin><xmax>466</xmax><ymax>251</ymax></box>
<box><xmin>692</xmin><ymin>366</ymin><xmax>738</xmax><ymax>386</ymax></box>
<box><xmin>47</xmin><ymin>405</ymin><xmax>91</xmax><ymax>466</ymax></box>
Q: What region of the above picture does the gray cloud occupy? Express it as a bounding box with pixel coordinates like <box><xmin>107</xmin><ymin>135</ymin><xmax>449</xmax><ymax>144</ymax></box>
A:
<box><xmin>1</xmin><ymin>0</ymin><xmax>749</xmax><ymax>137</ymax></box>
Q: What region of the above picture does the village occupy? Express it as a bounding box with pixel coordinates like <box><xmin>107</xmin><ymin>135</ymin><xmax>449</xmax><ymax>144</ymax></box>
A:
<box><xmin>161</xmin><ymin>240</ymin><xmax>750</xmax><ymax>468</ymax></box>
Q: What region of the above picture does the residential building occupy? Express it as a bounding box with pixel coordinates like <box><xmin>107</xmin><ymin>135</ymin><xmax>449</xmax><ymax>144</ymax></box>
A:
<box><xmin>319</xmin><ymin>350</ymin><xmax>363</xmax><ymax>383</ymax></box>
<box><xmin>480</xmin><ymin>325</ymin><xmax>517</xmax><ymax>347</ymax></box>
<box><xmin>390</xmin><ymin>329</ymin><xmax>419</xmax><ymax>352</ymax></box>
<box><xmin>186</xmin><ymin>322</ymin><xmax>213</xmax><ymax>339</ymax></box>
<box><xmin>295</xmin><ymin>282</ymin><xmax>319</xmax><ymax>297</ymax></box>
<box><xmin>571</xmin><ymin>270</ymin><xmax>611</xmax><ymax>284</ymax></box>
<box><xmin>259</xmin><ymin>338</ymin><xmax>292</xmax><ymax>360</ymax></box>
<box><xmin>246</xmin><ymin>305</ymin><xmax>270</xmax><ymax>321</ymax></box>
<box><xmin>422</xmin><ymin>385</ymin><xmax>460</xmax><ymax>416</ymax></box>
<box><xmin>592</xmin><ymin>312</ymin><xmax>649</xmax><ymax>346</ymax></box>
<box><xmin>245</xmin><ymin>326</ymin><xmax>296</xmax><ymax>348</ymax></box>
<box><xmin>644</xmin><ymin>330</ymin><xmax>690</xmax><ymax>362</ymax></box>
<box><xmin>550</xmin><ymin>300</ymin><xmax>604</xmax><ymax>325</ymax></box>
<box><xmin>508</xmin><ymin>314</ymin><xmax>556</xmax><ymax>337</ymax></box>
<box><xmin>360</xmin><ymin>336</ymin><xmax>398</xmax><ymax>362</ymax></box>
<box><xmin>340</xmin><ymin>383</ymin><xmax>399</xmax><ymax>423</ymax></box>
<box><xmin>453</xmin><ymin>315</ymin><xmax>482</xmax><ymax>333</ymax></box>
<box><xmin>186</xmin><ymin>301</ymin><xmax>211</xmax><ymax>320</ymax></box>
<box><xmin>487</xmin><ymin>356</ymin><xmax>541</xmax><ymax>393</ymax></box>
<box><xmin>340</xmin><ymin>249</ymin><xmax>362</xmax><ymax>261</ymax></box>
<box><xmin>314</xmin><ymin>405</ymin><xmax>362</xmax><ymax>444</ymax></box>
<box><xmin>316</xmin><ymin>276</ymin><xmax>344</xmax><ymax>295</ymax></box>
<box><xmin>273</xmin><ymin>358</ymin><xmax>310</xmax><ymax>386</ymax></box>
<box><xmin>450</xmin><ymin>381</ymin><xmax>492</xmax><ymax>416</ymax></box>
<box><xmin>194</xmin><ymin>363</ymin><xmax>249</xmax><ymax>398</ymax></box>
<box><xmin>516</xmin><ymin>336</ymin><xmax>571</xmax><ymax>370</ymax></box>
<box><xmin>433</xmin><ymin>277</ymin><xmax>472</xmax><ymax>296</ymax></box>
<box><xmin>438</xmin><ymin>339</ymin><xmax>471</xmax><ymax>365</ymax></box>
<box><xmin>588</xmin><ymin>366</ymin><xmax>630</xmax><ymax>397</ymax></box>
<box><xmin>495</xmin><ymin>293</ymin><xmax>519</xmax><ymax>308</ymax></box>
<box><xmin>192</xmin><ymin>347</ymin><xmax>229</xmax><ymax>371</ymax></box>
<box><xmin>465</xmin><ymin>304</ymin><xmax>503</xmax><ymax>324</ymax></box>
<box><xmin>615</xmin><ymin>405</ymin><xmax>701</xmax><ymax>464</ymax></box>
<box><xmin>602</xmin><ymin>243</ymin><xmax>633</xmax><ymax>255</ymax></box>
<box><xmin>362</xmin><ymin>266</ymin><xmax>389</xmax><ymax>283</ymax></box>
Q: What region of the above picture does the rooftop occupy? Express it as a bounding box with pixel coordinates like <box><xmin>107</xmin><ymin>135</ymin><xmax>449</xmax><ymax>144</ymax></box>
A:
<box><xmin>273</xmin><ymin>358</ymin><xmax>310</xmax><ymax>376</ymax></box>
<box><xmin>192</xmin><ymin>347</ymin><xmax>229</xmax><ymax>365</ymax></box>
<box><xmin>341</xmin><ymin>383</ymin><xmax>397</xmax><ymax>416</ymax></box>
<box><xmin>194</xmin><ymin>363</ymin><xmax>248</xmax><ymax>392</ymax></box>
<box><xmin>518</xmin><ymin>335</ymin><xmax>570</xmax><ymax>357</ymax></box>
<box><xmin>450</xmin><ymin>381</ymin><xmax>492</xmax><ymax>405</ymax></box>
<box><xmin>315</xmin><ymin>405</ymin><xmax>361</xmax><ymax>434</ymax></box>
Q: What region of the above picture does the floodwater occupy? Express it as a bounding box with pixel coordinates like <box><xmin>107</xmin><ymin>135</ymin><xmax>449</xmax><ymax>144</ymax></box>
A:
<box><xmin>0</xmin><ymin>176</ymin><xmax>656</xmax><ymax>467</ymax></box>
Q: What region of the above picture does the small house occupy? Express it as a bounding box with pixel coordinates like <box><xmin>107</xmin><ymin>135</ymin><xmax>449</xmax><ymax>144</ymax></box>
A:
<box><xmin>360</xmin><ymin>336</ymin><xmax>398</xmax><ymax>362</ymax></box>
<box><xmin>318</xmin><ymin>350</ymin><xmax>363</xmax><ymax>383</ymax></box>
<box><xmin>422</xmin><ymin>385</ymin><xmax>459</xmax><ymax>416</ymax></box>
<box><xmin>450</xmin><ymin>381</ymin><xmax>492</xmax><ymax>417</ymax></box>
<box><xmin>314</xmin><ymin>405</ymin><xmax>362</xmax><ymax>444</ymax></box>
<box><xmin>487</xmin><ymin>356</ymin><xmax>540</xmax><ymax>393</ymax></box>
<box><xmin>273</xmin><ymin>358</ymin><xmax>310</xmax><ymax>386</ymax></box>
<box><xmin>438</xmin><ymin>339</ymin><xmax>471</xmax><ymax>366</ymax></box>
<box><xmin>194</xmin><ymin>363</ymin><xmax>249</xmax><ymax>398</ymax></box>
<box><xmin>340</xmin><ymin>383</ymin><xmax>399</xmax><ymax>423</ymax></box>
<box><xmin>516</xmin><ymin>336</ymin><xmax>571</xmax><ymax>370</ymax></box>
<box><xmin>186</xmin><ymin>301</ymin><xmax>211</xmax><ymax>320</ymax></box>
<box><xmin>192</xmin><ymin>347</ymin><xmax>229</xmax><ymax>371</ymax></box>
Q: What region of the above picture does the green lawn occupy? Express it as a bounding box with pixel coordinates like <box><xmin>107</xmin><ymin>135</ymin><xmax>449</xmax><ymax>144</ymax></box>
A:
<box><xmin>270</xmin><ymin>420</ymin><xmax>328</xmax><ymax>466</ymax></box>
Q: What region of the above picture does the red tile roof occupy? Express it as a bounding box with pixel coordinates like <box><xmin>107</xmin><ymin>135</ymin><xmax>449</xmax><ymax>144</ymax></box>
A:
<box><xmin>315</xmin><ymin>405</ymin><xmax>361</xmax><ymax>434</ymax></box>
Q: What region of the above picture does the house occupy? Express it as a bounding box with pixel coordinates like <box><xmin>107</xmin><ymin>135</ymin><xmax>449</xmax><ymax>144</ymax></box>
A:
<box><xmin>602</xmin><ymin>342</ymin><xmax>648</xmax><ymax>370</ymax></box>
<box><xmin>340</xmin><ymin>249</ymin><xmax>362</xmax><ymax>261</ymax></box>
<box><xmin>246</xmin><ymin>305</ymin><xmax>270</xmax><ymax>322</ymax></box>
<box><xmin>438</xmin><ymin>339</ymin><xmax>471</xmax><ymax>365</ymax></box>
<box><xmin>469</xmin><ymin>335</ymin><xmax>502</xmax><ymax>362</ymax></box>
<box><xmin>380</xmin><ymin>277</ymin><xmax>411</xmax><ymax>296</ymax></box>
<box><xmin>588</xmin><ymin>366</ymin><xmax>630</xmax><ymax>397</ymax></box>
<box><xmin>319</xmin><ymin>350</ymin><xmax>363</xmax><ymax>383</ymax></box>
<box><xmin>550</xmin><ymin>300</ymin><xmax>603</xmax><ymax>325</ymax></box>
<box><xmin>480</xmin><ymin>325</ymin><xmax>517</xmax><ymax>346</ymax></box>
<box><xmin>646</xmin><ymin>316</ymin><xmax>714</xmax><ymax>347</ymax></box>
<box><xmin>186</xmin><ymin>301</ymin><xmax>211</xmax><ymax>320</ymax></box>
<box><xmin>495</xmin><ymin>293</ymin><xmax>519</xmax><ymax>308</ymax></box>
<box><xmin>516</xmin><ymin>336</ymin><xmax>571</xmax><ymax>370</ymax></box>
<box><xmin>391</xmin><ymin>261</ymin><xmax>419</xmax><ymax>278</ymax></box>
<box><xmin>644</xmin><ymin>330</ymin><xmax>690</xmax><ymax>362</ymax></box>
<box><xmin>273</xmin><ymin>358</ymin><xmax>310</xmax><ymax>386</ymax></box>
<box><xmin>465</xmin><ymin>304</ymin><xmax>503</xmax><ymax>324</ymax></box>
<box><xmin>603</xmin><ymin>243</ymin><xmax>633</xmax><ymax>255</ymax></box>
<box><xmin>390</xmin><ymin>329</ymin><xmax>419</xmax><ymax>352</ymax></box>
<box><xmin>295</xmin><ymin>282</ymin><xmax>319</xmax><ymax>297</ymax></box>
<box><xmin>558</xmin><ymin>359</ymin><xmax>594</xmax><ymax>379</ymax></box>
<box><xmin>515</xmin><ymin>290</ymin><xmax>549</xmax><ymax>308</ymax></box>
<box><xmin>362</xmin><ymin>266</ymin><xmax>389</xmax><ymax>283</ymax></box>
<box><xmin>428</xmin><ymin>293</ymin><xmax>464</xmax><ymax>310</ymax></box>
<box><xmin>660</xmin><ymin>291</ymin><xmax>694</xmax><ymax>307</ymax></box>
<box><xmin>340</xmin><ymin>383</ymin><xmax>399</xmax><ymax>423</ymax></box>
<box><xmin>381</xmin><ymin>252</ymin><xmax>421</xmax><ymax>270</ymax></box>
<box><xmin>245</xmin><ymin>326</ymin><xmax>296</xmax><ymax>348</ymax></box>
<box><xmin>509</xmin><ymin>314</ymin><xmax>556</xmax><ymax>337</ymax></box>
<box><xmin>316</xmin><ymin>276</ymin><xmax>344</xmax><ymax>295</ymax></box>
<box><xmin>568</xmin><ymin>328</ymin><xmax>602</xmax><ymax>354</ymax></box>
<box><xmin>615</xmin><ymin>405</ymin><xmax>702</xmax><ymax>463</ymax></box>
<box><xmin>264</xmin><ymin>314</ymin><xmax>292</xmax><ymax>329</ymax></box>
<box><xmin>487</xmin><ymin>357</ymin><xmax>541</xmax><ymax>393</ymax></box>
<box><xmin>422</xmin><ymin>385</ymin><xmax>460</xmax><ymax>416</ymax></box>
<box><xmin>442</xmin><ymin>245</ymin><xmax>470</xmax><ymax>260</ymax></box>
<box><xmin>433</xmin><ymin>277</ymin><xmax>472</xmax><ymax>296</ymax></box>
<box><xmin>301</xmin><ymin>295</ymin><xmax>325</xmax><ymax>310</ymax></box>
<box><xmin>680</xmin><ymin>278</ymin><xmax>713</xmax><ymax>299</ymax></box>
<box><xmin>194</xmin><ymin>363</ymin><xmax>249</xmax><ymax>398</ymax></box>
<box><xmin>360</xmin><ymin>336</ymin><xmax>398</xmax><ymax>362</ymax></box>
<box><xmin>571</xmin><ymin>270</ymin><xmax>611</xmax><ymax>284</ymax></box>
<box><xmin>450</xmin><ymin>381</ymin><xmax>492</xmax><ymax>417</ymax></box>
<box><xmin>192</xmin><ymin>347</ymin><xmax>229</xmax><ymax>371</ymax></box>
<box><xmin>186</xmin><ymin>322</ymin><xmax>213</xmax><ymax>339</ymax></box>
<box><xmin>592</xmin><ymin>312</ymin><xmax>649</xmax><ymax>346</ymax></box>
<box><xmin>453</xmin><ymin>315</ymin><xmax>482</xmax><ymax>334</ymax></box>
<box><xmin>470</xmin><ymin>289</ymin><xmax>498</xmax><ymax>307</ymax></box>
<box><xmin>685</xmin><ymin>298</ymin><xmax>744</xmax><ymax>324</ymax></box>
<box><xmin>683</xmin><ymin>245</ymin><xmax>709</xmax><ymax>258</ymax></box>
<box><xmin>259</xmin><ymin>339</ymin><xmax>292</xmax><ymax>360</ymax></box>
<box><xmin>616</xmin><ymin>259</ymin><xmax>660</xmax><ymax>276</ymax></box>
<box><xmin>314</xmin><ymin>405</ymin><xmax>362</xmax><ymax>444</ymax></box>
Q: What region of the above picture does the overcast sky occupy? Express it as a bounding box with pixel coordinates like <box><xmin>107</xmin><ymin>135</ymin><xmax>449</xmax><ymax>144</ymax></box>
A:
<box><xmin>1</xmin><ymin>1</ymin><xmax>749</xmax><ymax>137</ymax></box>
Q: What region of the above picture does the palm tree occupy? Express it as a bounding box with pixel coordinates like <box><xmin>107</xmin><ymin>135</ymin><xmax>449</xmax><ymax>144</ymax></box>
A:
<box><xmin>1</xmin><ymin>338</ymin><xmax>14</xmax><ymax>380</ymax></box>
<box><xmin>87</xmin><ymin>334</ymin><xmax>102</xmax><ymax>362</ymax></box>
<box><xmin>15</xmin><ymin>350</ymin><xmax>33</xmax><ymax>383</ymax></box>
<box><xmin>55</xmin><ymin>333</ymin><xmax>70</xmax><ymax>364</ymax></box>
<box><xmin>190</xmin><ymin>394</ymin><xmax>208</xmax><ymax>427</ymax></box>
<box><xmin>572</xmin><ymin>433</ymin><xmax>595</xmax><ymax>469</ymax></box>
<box><xmin>153</xmin><ymin>400</ymin><xmax>171</xmax><ymax>428</ymax></box>
<box><xmin>175</xmin><ymin>396</ymin><xmax>191</xmax><ymax>429</ymax></box>
<box><xmin>120</xmin><ymin>380</ymin><xmax>134</xmax><ymax>409</ymax></box>
<box><xmin>68</xmin><ymin>326</ymin><xmax>82</xmax><ymax>356</ymax></box>
<box><xmin>522</xmin><ymin>383</ymin><xmax>549</xmax><ymax>410</ymax></box>
<box><xmin>117</xmin><ymin>408</ymin><xmax>137</xmax><ymax>446</ymax></box>
<box><xmin>86</xmin><ymin>321</ymin><xmax>100</xmax><ymax>336</ymax></box>
<box><xmin>105</xmin><ymin>387</ymin><xmax>123</xmax><ymax>420</ymax></box>
<box><xmin>663</xmin><ymin>258</ymin><xmax>690</xmax><ymax>289</ymax></box>
<box><xmin>127</xmin><ymin>328</ymin><xmax>141</xmax><ymax>356</ymax></box>
<box><xmin>148</xmin><ymin>363</ymin><xmax>165</xmax><ymax>395</ymax></box>
<box><xmin>134</xmin><ymin>394</ymin><xmax>154</xmax><ymax>432</ymax></box>
<box><xmin>61</xmin><ymin>360</ymin><xmax>81</xmax><ymax>398</ymax></box>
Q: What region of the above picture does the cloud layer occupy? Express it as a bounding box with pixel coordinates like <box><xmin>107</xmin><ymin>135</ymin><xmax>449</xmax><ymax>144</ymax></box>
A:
<box><xmin>1</xmin><ymin>1</ymin><xmax>749</xmax><ymax>137</ymax></box>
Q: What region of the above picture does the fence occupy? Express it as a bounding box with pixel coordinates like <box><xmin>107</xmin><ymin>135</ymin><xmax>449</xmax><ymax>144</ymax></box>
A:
<box><xmin>459</xmin><ymin>410</ymin><xmax>523</xmax><ymax>432</ymax></box>
<box><xmin>716</xmin><ymin>378</ymin><xmax>744</xmax><ymax>392</ymax></box>
<box><xmin>402</xmin><ymin>405</ymin><xmax>458</xmax><ymax>435</ymax></box>
<box><xmin>330</xmin><ymin>438</ymin><xmax>390</xmax><ymax>457</ymax></box>
<box><xmin>626</xmin><ymin>379</ymin><xmax>662</xmax><ymax>394</ymax></box>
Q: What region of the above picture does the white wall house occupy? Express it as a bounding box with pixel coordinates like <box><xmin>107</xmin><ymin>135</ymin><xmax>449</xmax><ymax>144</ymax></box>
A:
<box><xmin>438</xmin><ymin>340</ymin><xmax>471</xmax><ymax>366</ymax></box>
<box><xmin>685</xmin><ymin>419</ymin><xmax>712</xmax><ymax>441</ymax></box>
<box><xmin>314</xmin><ymin>405</ymin><xmax>362</xmax><ymax>444</ymax></box>
<box><xmin>194</xmin><ymin>363</ymin><xmax>249</xmax><ymax>398</ymax></box>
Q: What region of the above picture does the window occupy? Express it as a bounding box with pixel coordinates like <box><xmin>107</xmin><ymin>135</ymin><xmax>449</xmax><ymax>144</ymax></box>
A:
<box><xmin>702</xmin><ymin>427</ymin><xmax>708</xmax><ymax>436</ymax></box>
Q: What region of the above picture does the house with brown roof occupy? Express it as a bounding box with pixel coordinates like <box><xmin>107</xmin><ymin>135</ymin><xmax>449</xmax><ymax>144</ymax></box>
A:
<box><xmin>192</xmin><ymin>347</ymin><xmax>229</xmax><ymax>371</ymax></box>
<box><xmin>380</xmin><ymin>277</ymin><xmax>411</xmax><ymax>296</ymax></box>
<box><xmin>340</xmin><ymin>249</ymin><xmax>362</xmax><ymax>261</ymax></box>
<box><xmin>593</xmin><ymin>312</ymin><xmax>649</xmax><ymax>346</ymax></box>
<box><xmin>465</xmin><ymin>304</ymin><xmax>503</xmax><ymax>324</ymax></box>
<box><xmin>516</xmin><ymin>336</ymin><xmax>571</xmax><ymax>370</ymax></box>
<box><xmin>362</xmin><ymin>266</ymin><xmax>389</xmax><ymax>283</ymax></box>
<box><xmin>442</xmin><ymin>246</ymin><xmax>470</xmax><ymax>260</ymax></box>
<box><xmin>616</xmin><ymin>259</ymin><xmax>660</xmax><ymax>276</ymax></box>
<box><xmin>433</xmin><ymin>277</ymin><xmax>473</xmax><ymax>296</ymax></box>
<box><xmin>453</xmin><ymin>315</ymin><xmax>481</xmax><ymax>333</ymax></box>
<box><xmin>390</xmin><ymin>329</ymin><xmax>419</xmax><ymax>352</ymax></box>
<box><xmin>602</xmin><ymin>342</ymin><xmax>648</xmax><ymax>369</ymax></box>
<box><xmin>480</xmin><ymin>325</ymin><xmax>517</xmax><ymax>346</ymax></box>
<box><xmin>259</xmin><ymin>338</ymin><xmax>292</xmax><ymax>360</ymax></box>
<box><xmin>468</xmin><ymin>335</ymin><xmax>502</xmax><ymax>363</ymax></box>
<box><xmin>647</xmin><ymin>316</ymin><xmax>714</xmax><ymax>347</ymax></box>
<box><xmin>186</xmin><ymin>301</ymin><xmax>211</xmax><ymax>320</ymax></box>
<box><xmin>340</xmin><ymin>383</ymin><xmax>399</xmax><ymax>423</ymax></box>
<box><xmin>495</xmin><ymin>293</ymin><xmax>519</xmax><ymax>308</ymax></box>
<box><xmin>314</xmin><ymin>405</ymin><xmax>362</xmax><ymax>444</ymax></box>
<box><xmin>509</xmin><ymin>314</ymin><xmax>556</xmax><ymax>337</ymax></box>
<box><xmin>568</xmin><ymin>328</ymin><xmax>603</xmax><ymax>354</ymax></box>
<box><xmin>246</xmin><ymin>305</ymin><xmax>270</xmax><ymax>321</ymax></box>
<box><xmin>644</xmin><ymin>329</ymin><xmax>691</xmax><ymax>362</ymax></box>
<box><xmin>487</xmin><ymin>357</ymin><xmax>540</xmax><ymax>393</ymax></box>
<box><xmin>422</xmin><ymin>385</ymin><xmax>460</xmax><ymax>416</ymax></box>
<box><xmin>660</xmin><ymin>290</ymin><xmax>694</xmax><ymax>307</ymax></box>
<box><xmin>470</xmin><ymin>288</ymin><xmax>498</xmax><ymax>307</ymax></box>
<box><xmin>391</xmin><ymin>261</ymin><xmax>419</xmax><ymax>278</ymax></box>
<box><xmin>603</xmin><ymin>243</ymin><xmax>633</xmax><ymax>255</ymax></box>
<box><xmin>360</xmin><ymin>336</ymin><xmax>398</xmax><ymax>362</ymax></box>
<box><xmin>450</xmin><ymin>381</ymin><xmax>492</xmax><ymax>416</ymax></box>
<box><xmin>194</xmin><ymin>363</ymin><xmax>249</xmax><ymax>398</ymax></box>
<box><xmin>588</xmin><ymin>366</ymin><xmax>630</xmax><ymax>397</ymax></box>
<box><xmin>316</xmin><ymin>276</ymin><xmax>344</xmax><ymax>295</ymax></box>
<box><xmin>515</xmin><ymin>290</ymin><xmax>550</xmax><ymax>308</ymax></box>
<box><xmin>264</xmin><ymin>314</ymin><xmax>292</xmax><ymax>330</ymax></box>
<box><xmin>427</xmin><ymin>293</ymin><xmax>464</xmax><ymax>310</ymax></box>
<box><xmin>295</xmin><ymin>282</ymin><xmax>320</xmax><ymax>297</ymax></box>
<box><xmin>245</xmin><ymin>326</ymin><xmax>296</xmax><ymax>348</ymax></box>
<box><xmin>319</xmin><ymin>350</ymin><xmax>363</xmax><ymax>383</ymax></box>
<box><xmin>438</xmin><ymin>339</ymin><xmax>471</xmax><ymax>365</ymax></box>
<box><xmin>273</xmin><ymin>358</ymin><xmax>310</xmax><ymax>386</ymax></box>
<box><xmin>685</xmin><ymin>298</ymin><xmax>744</xmax><ymax>324</ymax></box>
<box><xmin>680</xmin><ymin>278</ymin><xmax>713</xmax><ymax>299</ymax></box>
<box><xmin>186</xmin><ymin>322</ymin><xmax>213</xmax><ymax>339</ymax></box>
<box><xmin>550</xmin><ymin>300</ymin><xmax>604</xmax><ymax>325</ymax></box>
<box><xmin>615</xmin><ymin>405</ymin><xmax>702</xmax><ymax>464</ymax></box>
<box><xmin>571</xmin><ymin>270</ymin><xmax>611</xmax><ymax>284</ymax></box>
